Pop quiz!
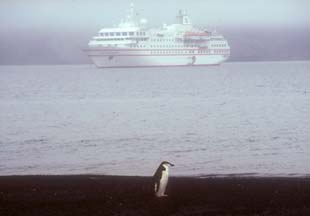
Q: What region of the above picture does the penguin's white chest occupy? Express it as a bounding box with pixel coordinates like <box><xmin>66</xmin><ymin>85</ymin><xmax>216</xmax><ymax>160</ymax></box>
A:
<box><xmin>157</xmin><ymin>168</ymin><xmax>169</xmax><ymax>196</ymax></box>
<box><xmin>161</xmin><ymin>169</ymin><xmax>169</xmax><ymax>184</ymax></box>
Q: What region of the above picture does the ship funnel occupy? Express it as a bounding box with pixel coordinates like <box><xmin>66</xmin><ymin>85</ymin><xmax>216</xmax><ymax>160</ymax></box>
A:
<box><xmin>176</xmin><ymin>10</ymin><xmax>191</xmax><ymax>25</ymax></box>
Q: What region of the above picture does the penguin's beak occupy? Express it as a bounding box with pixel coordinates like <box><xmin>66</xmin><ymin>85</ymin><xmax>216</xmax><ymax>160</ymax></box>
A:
<box><xmin>170</xmin><ymin>163</ymin><xmax>175</xmax><ymax>167</ymax></box>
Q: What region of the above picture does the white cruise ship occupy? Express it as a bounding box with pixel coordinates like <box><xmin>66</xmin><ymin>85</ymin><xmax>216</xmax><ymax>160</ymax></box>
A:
<box><xmin>85</xmin><ymin>4</ymin><xmax>230</xmax><ymax>68</ymax></box>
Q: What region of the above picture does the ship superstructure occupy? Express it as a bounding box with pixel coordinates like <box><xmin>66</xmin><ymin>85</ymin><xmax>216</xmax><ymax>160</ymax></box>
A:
<box><xmin>85</xmin><ymin>4</ymin><xmax>230</xmax><ymax>68</ymax></box>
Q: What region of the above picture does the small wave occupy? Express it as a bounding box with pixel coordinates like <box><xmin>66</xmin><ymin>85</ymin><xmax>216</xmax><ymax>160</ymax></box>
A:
<box><xmin>23</xmin><ymin>138</ymin><xmax>48</xmax><ymax>144</ymax></box>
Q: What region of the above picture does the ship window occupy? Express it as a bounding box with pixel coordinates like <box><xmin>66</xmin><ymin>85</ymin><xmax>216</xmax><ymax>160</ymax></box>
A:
<box><xmin>129</xmin><ymin>32</ymin><xmax>134</xmax><ymax>36</ymax></box>
<box><xmin>104</xmin><ymin>33</ymin><xmax>109</xmax><ymax>36</ymax></box>
<box><xmin>122</xmin><ymin>32</ymin><xmax>127</xmax><ymax>36</ymax></box>
<box><xmin>116</xmin><ymin>32</ymin><xmax>121</xmax><ymax>36</ymax></box>
<box><xmin>110</xmin><ymin>32</ymin><xmax>114</xmax><ymax>36</ymax></box>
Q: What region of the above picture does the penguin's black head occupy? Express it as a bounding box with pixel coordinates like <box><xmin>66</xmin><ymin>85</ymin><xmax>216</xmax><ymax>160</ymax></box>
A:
<box><xmin>161</xmin><ymin>161</ymin><xmax>174</xmax><ymax>167</ymax></box>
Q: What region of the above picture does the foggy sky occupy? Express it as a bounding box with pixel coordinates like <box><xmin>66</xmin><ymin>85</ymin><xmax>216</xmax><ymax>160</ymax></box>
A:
<box><xmin>0</xmin><ymin>0</ymin><xmax>309</xmax><ymax>64</ymax></box>
<box><xmin>1</xmin><ymin>0</ymin><xmax>309</xmax><ymax>30</ymax></box>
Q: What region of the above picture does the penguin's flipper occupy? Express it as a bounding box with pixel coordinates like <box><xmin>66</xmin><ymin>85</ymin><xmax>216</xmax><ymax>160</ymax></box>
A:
<box><xmin>153</xmin><ymin>166</ymin><xmax>165</xmax><ymax>179</ymax></box>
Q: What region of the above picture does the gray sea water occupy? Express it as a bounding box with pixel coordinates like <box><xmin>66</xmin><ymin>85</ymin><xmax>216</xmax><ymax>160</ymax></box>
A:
<box><xmin>0</xmin><ymin>61</ymin><xmax>310</xmax><ymax>176</ymax></box>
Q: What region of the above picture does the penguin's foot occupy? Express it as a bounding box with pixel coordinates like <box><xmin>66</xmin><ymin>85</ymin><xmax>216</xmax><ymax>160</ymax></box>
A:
<box><xmin>155</xmin><ymin>193</ymin><xmax>168</xmax><ymax>198</ymax></box>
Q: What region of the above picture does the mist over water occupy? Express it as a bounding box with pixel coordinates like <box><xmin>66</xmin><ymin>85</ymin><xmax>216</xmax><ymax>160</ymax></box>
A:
<box><xmin>1</xmin><ymin>27</ymin><xmax>309</xmax><ymax>65</ymax></box>
<box><xmin>0</xmin><ymin>62</ymin><xmax>309</xmax><ymax>176</ymax></box>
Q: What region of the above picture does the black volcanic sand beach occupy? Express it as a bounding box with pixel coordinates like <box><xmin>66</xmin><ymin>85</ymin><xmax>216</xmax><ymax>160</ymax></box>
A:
<box><xmin>1</xmin><ymin>175</ymin><xmax>310</xmax><ymax>216</ymax></box>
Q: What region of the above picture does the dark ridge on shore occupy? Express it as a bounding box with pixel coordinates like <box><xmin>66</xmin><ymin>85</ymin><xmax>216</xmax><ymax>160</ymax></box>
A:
<box><xmin>1</xmin><ymin>175</ymin><xmax>310</xmax><ymax>216</ymax></box>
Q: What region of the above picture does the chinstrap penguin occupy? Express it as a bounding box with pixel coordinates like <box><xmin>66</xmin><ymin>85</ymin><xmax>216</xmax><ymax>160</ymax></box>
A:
<box><xmin>153</xmin><ymin>161</ymin><xmax>174</xmax><ymax>197</ymax></box>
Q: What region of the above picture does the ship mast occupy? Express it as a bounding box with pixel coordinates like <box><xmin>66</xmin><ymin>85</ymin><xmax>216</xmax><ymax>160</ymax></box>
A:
<box><xmin>120</xmin><ymin>3</ymin><xmax>138</xmax><ymax>28</ymax></box>
<box><xmin>128</xmin><ymin>3</ymin><xmax>134</xmax><ymax>21</ymax></box>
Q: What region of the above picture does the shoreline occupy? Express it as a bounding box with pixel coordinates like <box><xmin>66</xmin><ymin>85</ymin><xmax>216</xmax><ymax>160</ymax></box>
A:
<box><xmin>1</xmin><ymin>175</ymin><xmax>310</xmax><ymax>215</ymax></box>
<box><xmin>1</xmin><ymin>172</ymin><xmax>310</xmax><ymax>178</ymax></box>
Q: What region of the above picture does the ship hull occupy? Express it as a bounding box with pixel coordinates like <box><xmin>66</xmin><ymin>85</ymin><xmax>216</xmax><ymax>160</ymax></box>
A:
<box><xmin>85</xmin><ymin>49</ymin><xmax>229</xmax><ymax>68</ymax></box>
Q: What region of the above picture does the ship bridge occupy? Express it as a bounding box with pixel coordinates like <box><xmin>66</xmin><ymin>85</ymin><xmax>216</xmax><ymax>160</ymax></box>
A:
<box><xmin>88</xmin><ymin>3</ymin><xmax>149</xmax><ymax>47</ymax></box>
